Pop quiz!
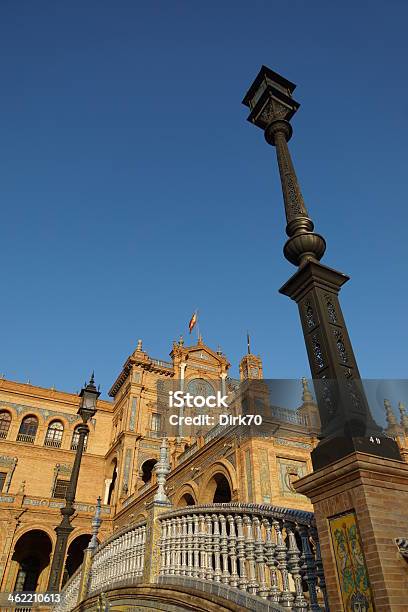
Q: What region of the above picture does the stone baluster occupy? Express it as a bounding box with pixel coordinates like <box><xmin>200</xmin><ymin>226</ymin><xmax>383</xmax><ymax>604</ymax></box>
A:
<box><xmin>123</xmin><ymin>533</ymin><xmax>128</xmax><ymax>577</ymax></box>
<box><xmin>132</xmin><ymin>528</ymin><xmax>139</xmax><ymax>577</ymax></box>
<box><xmin>106</xmin><ymin>544</ymin><xmax>111</xmax><ymax>585</ymax></box>
<box><xmin>298</xmin><ymin>525</ymin><xmax>320</xmax><ymax>611</ymax></box>
<box><xmin>212</xmin><ymin>514</ymin><xmax>222</xmax><ymax>582</ymax></box>
<box><xmin>106</xmin><ymin>542</ymin><xmax>112</xmax><ymax>583</ymax></box>
<box><xmin>311</xmin><ymin>526</ymin><xmax>328</xmax><ymax>611</ymax></box>
<box><xmin>110</xmin><ymin>540</ymin><xmax>116</xmax><ymax>582</ymax></box>
<box><xmin>243</xmin><ymin>515</ymin><xmax>258</xmax><ymax>594</ymax></box>
<box><xmin>113</xmin><ymin>538</ymin><xmax>119</xmax><ymax>582</ymax></box>
<box><xmin>96</xmin><ymin>548</ymin><xmax>102</xmax><ymax>589</ymax></box>
<box><xmin>165</xmin><ymin>520</ymin><xmax>172</xmax><ymax>575</ymax></box>
<box><xmin>193</xmin><ymin>514</ymin><xmax>200</xmax><ymax>578</ymax></box>
<box><xmin>227</xmin><ymin>514</ymin><xmax>239</xmax><ymax>587</ymax></box>
<box><xmin>286</xmin><ymin>522</ymin><xmax>308</xmax><ymax>611</ymax></box>
<box><xmin>130</xmin><ymin>529</ymin><xmax>138</xmax><ymax>578</ymax></box>
<box><xmin>205</xmin><ymin>514</ymin><xmax>214</xmax><ymax>581</ymax></box>
<box><xmin>115</xmin><ymin>537</ymin><xmax>121</xmax><ymax>581</ymax></box>
<box><xmin>119</xmin><ymin>533</ymin><xmax>126</xmax><ymax>578</ymax></box>
<box><xmin>138</xmin><ymin>525</ymin><xmax>145</xmax><ymax>576</ymax></box>
<box><xmin>186</xmin><ymin>515</ymin><xmax>194</xmax><ymax>576</ymax></box>
<box><xmin>180</xmin><ymin>515</ymin><xmax>188</xmax><ymax>575</ymax></box>
<box><xmin>219</xmin><ymin>514</ymin><xmax>230</xmax><ymax>584</ymax></box>
<box><xmin>253</xmin><ymin>516</ymin><xmax>268</xmax><ymax>598</ymax></box>
<box><xmin>159</xmin><ymin>520</ymin><xmax>168</xmax><ymax>575</ymax></box>
<box><xmin>263</xmin><ymin>518</ymin><xmax>279</xmax><ymax>602</ymax></box>
<box><xmin>274</xmin><ymin>519</ymin><xmax>294</xmax><ymax>608</ymax></box>
<box><xmin>198</xmin><ymin>514</ymin><xmax>207</xmax><ymax>579</ymax></box>
<box><xmin>96</xmin><ymin>549</ymin><xmax>102</xmax><ymax>589</ymax></box>
<box><xmin>104</xmin><ymin>544</ymin><xmax>110</xmax><ymax>586</ymax></box>
<box><xmin>169</xmin><ymin>518</ymin><xmax>177</xmax><ymax>575</ymax></box>
<box><xmin>119</xmin><ymin>533</ymin><xmax>126</xmax><ymax>579</ymax></box>
<box><xmin>235</xmin><ymin>514</ymin><xmax>248</xmax><ymax>590</ymax></box>
<box><xmin>127</xmin><ymin>530</ymin><xmax>134</xmax><ymax>578</ymax></box>
<box><xmin>175</xmin><ymin>517</ymin><xmax>182</xmax><ymax>575</ymax></box>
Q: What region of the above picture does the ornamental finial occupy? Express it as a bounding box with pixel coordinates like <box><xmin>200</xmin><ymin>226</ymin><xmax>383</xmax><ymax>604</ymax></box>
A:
<box><xmin>399</xmin><ymin>402</ymin><xmax>408</xmax><ymax>433</ymax></box>
<box><xmin>384</xmin><ymin>399</ymin><xmax>398</xmax><ymax>426</ymax></box>
<box><xmin>87</xmin><ymin>496</ymin><xmax>102</xmax><ymax>550</ymax></box>
<box><xmin>153</xmin><ymin>438</ymin><xmax>171</xmax><ymax>503</ymax></box>
<box><xmin>301</xmin><ymin>377</ymin><xmax>313</xmax><ymax>403</ymax></box>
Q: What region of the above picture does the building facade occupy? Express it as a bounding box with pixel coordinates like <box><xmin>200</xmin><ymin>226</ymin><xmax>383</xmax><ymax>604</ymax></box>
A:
<box><xmin>0</xmin><ymin>337</ymin><xmax>406</xmax><ymax>594</ymax></box>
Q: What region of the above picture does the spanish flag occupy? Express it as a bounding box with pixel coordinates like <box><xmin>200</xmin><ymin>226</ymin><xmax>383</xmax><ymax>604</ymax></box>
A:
<box><xmin>189</xmin><ymin>311</ymin><xmax>198</xmax><ymax>334</ymax></box>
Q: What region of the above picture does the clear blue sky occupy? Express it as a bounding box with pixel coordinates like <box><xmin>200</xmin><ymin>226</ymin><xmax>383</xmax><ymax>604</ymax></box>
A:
<box><xmin>1</xmin><ymin>1</ymin><xmax>407</xmax><ymax>400</ymax></box>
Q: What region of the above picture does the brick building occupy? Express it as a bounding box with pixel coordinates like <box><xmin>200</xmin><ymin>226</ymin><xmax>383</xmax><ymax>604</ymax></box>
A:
<box><xmin>0</xmin><ymin>336</ymin><xmax>404</xmax><ymax>595</ymax></box>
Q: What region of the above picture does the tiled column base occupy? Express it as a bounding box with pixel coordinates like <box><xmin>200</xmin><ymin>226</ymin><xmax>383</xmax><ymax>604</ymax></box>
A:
<box><xmin>294</xmin><ymin>452</ymin><xmax>408</xmax><ymax>611</ymax></box>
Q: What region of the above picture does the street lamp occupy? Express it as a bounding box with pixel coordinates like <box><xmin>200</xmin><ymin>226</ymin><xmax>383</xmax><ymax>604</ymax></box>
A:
<box><xmin>242</xmin><ymin>66</ymin><xmax>400</xmax><ymax>468</ymax></box>
<box><xmin>47</xmin><ymin>373</ymin><xmax>100</xmax><ymax>591</ymax></box>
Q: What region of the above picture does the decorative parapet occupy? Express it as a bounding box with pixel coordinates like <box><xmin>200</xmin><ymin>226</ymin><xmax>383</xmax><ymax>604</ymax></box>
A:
<box><xmin>55</xmin><ymin>565</ymin><xmax>82</xmax><ymax>612</ymax></box>
<box><xmin>0</xmin><ymin>494</ymin><xmax>111</xmax><ymax>515</ymax></box>
<box><xmin>157</xmin><ymin>504</ymin><xmax>322</xmax><ymax>608</ymax></box>
<box><xmin>54</xmin><ymin>503</ymin><xmax>326</xmax><ymax>611</ymax></box>
<box><xmin>88</xmin><ymin>521</ymin><xmax>147</xmax><ymax>596</ymax></box>
<box><xmin>177</xmin><ymin>441</ymin><xmax>198</xmax><ymax>464</ymax></box>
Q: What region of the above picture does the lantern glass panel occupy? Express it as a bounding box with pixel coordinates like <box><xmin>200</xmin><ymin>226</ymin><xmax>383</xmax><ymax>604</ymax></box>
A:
<box><xmin>249</xmin><ymin>78</ymin><xmax>267</xmax><ymax>110</ymax></box>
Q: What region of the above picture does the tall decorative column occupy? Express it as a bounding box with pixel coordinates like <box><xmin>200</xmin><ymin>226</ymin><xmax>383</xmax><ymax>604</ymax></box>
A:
<box><xmin>242</xmin><ymin>66</ymin><xmax>408</xmax><ymax>611</ymax></box>
<box><xmin>77</xmin><ymin>497</ymin><xmax>102</xmax><ymax>603</ymax></box>
<box><xmin>143</xmin><ymin>438</ymin><xmax>172</xmax><ymax>583</ymax></box>
<box><xmin>242</xmin><ymin>66</ymin><xmax>400</xmax><ymax>469</ymax></box>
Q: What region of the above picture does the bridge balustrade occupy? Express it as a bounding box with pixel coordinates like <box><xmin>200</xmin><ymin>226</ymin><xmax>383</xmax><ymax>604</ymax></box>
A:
<box><xmin>158</xmin><ymin>503</ymin><xmax>326</xmax><ymax>610</ymax></box>
<box><xmin>54</xmin><ymin>504</ymin><xmax>327</xmax><ymax>611</ymax></box>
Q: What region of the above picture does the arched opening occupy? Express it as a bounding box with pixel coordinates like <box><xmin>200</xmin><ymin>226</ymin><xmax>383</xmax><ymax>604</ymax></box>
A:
<box><xmin>212</xmin><ymin>474</ymin><xmax>232</xmax><ymax>503</ymax></box>
<box><xmin>12</xmin><ymin>530</ymin><xmax>52</xmax><ymax>591</ymax></box>
<box><xmin>178</xmin><ymin>493</ymin><xmax>196</xmax><ymax>507</ymax></box>
<box><xmin>141</xmin><ymin>459</ymin><xmax>157</xmax><ymax>485</ymax></box>
<box><xmin>71</xmin><ymin>425</ymin><xmax>88</xmax><ymax>451</ymax></box>
<box><xmin>62</xmin><ymin>534</ymin><xmax>92</xmax><ymax>586</ymax></box>
<box><xmin>44</xmin><ymin>421</ymin><xmax>64</xmax><ymax>448</ymax></box>
<box><xmin>0</xmin><ymin>411</ymin><xmax>11</xmax><ymax>439</ymax></box>
<box><xmin>17</xmin><ymin>415</ymin><xmax>38</xmax><ymax>443</ymax></box>
<box><xmin>107</xmin><ymin>459</ymin><xmax>118</xmax><ymax>505</ymax></box>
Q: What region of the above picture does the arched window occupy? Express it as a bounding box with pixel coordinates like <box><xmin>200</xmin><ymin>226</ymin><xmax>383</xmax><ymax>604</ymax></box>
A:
<box><xmin>17</xmin><ymin>416</ymin><xmax>38</xmax><ymax>444</ymax></box>
<box><xmin>0</xmin><ymin>411</ymin><xmax>11</xmax><ymax>439</ymax></box>
<box><xmin>44</xmin><ymin>421</ymin><xmax>64</xmax><ymax>448</ymax></box>
<box><xmin>70</xmin><ymin>426</ymin><xmax>88</xmax><ymax>452</ymax></box>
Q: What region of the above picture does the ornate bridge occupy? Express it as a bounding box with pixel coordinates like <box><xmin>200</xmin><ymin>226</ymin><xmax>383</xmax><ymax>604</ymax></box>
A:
<box><xmin>55</xmin><ymin>502</ymin><xmax>328</xmax><ymax>611</ymax></box>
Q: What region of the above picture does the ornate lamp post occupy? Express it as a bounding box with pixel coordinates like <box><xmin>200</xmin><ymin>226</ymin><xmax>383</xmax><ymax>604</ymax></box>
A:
<box><xmin>242</xmin><ymin>66</ymin><xmax>400</xmax><ymax>468</ymax></box>
<box><xmin>47</xmin><ymin>373</ymin><xmax>100</xmax><ymax>591</ymax></box>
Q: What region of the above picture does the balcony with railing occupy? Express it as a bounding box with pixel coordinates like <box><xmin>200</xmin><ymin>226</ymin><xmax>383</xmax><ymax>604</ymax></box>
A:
<box><xmin>44</xmin><ymin>438</ymin><xmax>62</xmax><ymax>448</ymax></box>
<box><xmin>151</xmin><ymin>358</ymin><xmax>173</xmax><ymax>370</ymax></box>
<box><xmin>16</xmin><ymin>432</ymin><xmax>36</xmax><ymax>443</ymax></box>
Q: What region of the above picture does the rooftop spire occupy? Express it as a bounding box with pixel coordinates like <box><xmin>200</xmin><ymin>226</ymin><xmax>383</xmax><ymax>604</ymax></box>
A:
<box><xmin>247</xmin><ymin>331</ymin><xmax>251</xmax><ymax>354</ymax></box>
<box><xmin>301</xmin><ymin>377</ymin><xmax>313</xmax><ymax>403</ymax></box>
<box><xmin>399</xmin><ymin>402</ymin><xmax>408</xmax><ymax>433</ymax></box>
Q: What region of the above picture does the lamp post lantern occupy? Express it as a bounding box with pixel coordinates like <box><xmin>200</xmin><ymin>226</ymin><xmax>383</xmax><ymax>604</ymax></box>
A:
<box><xmin>242</xmin><ymin>66</ymin><xmax>400</xmax><ymax>468</ymax></box>
<box><xmin>47</xmin><ymin>373</ymin><xmax>100</xmax><ymax>591</ymax></box>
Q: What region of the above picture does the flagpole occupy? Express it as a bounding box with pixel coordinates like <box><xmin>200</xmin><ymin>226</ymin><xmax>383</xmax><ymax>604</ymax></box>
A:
<box><xmin>196</xmin><ymin>309</ymin><xmax>200</xmax><ymax>342</ymax></box>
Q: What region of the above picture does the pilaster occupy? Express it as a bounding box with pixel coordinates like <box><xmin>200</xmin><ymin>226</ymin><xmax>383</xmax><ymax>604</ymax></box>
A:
<box><xmin>142</xmin><ymin>499</ymin><xmax>171</xmax><ymax>583</ymax></box>
<box><xmin>294</xmin><ymin>452</ymin><xmax>408</xmax><ymax>611</ymax></box>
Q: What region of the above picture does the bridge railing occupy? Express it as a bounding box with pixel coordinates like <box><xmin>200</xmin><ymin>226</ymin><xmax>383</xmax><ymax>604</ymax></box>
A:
<box><xmin>87</xmin><ymin>520</ymin><xmax>146</xmax><ymax>595</ymax></box>
<box><xmin>54</xmin><ymin>566</ymin><xmax>82</xmax><ymax>612</ymax></box>
<box><xmin>54</xmin><ymin>504</ymin><xmax>327</xmax><ymax>611</ymax></box>
<box><xmin>158</xmin><ymin>503</ymin><xmax>327</xmax><ymax>610</ymax></box>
